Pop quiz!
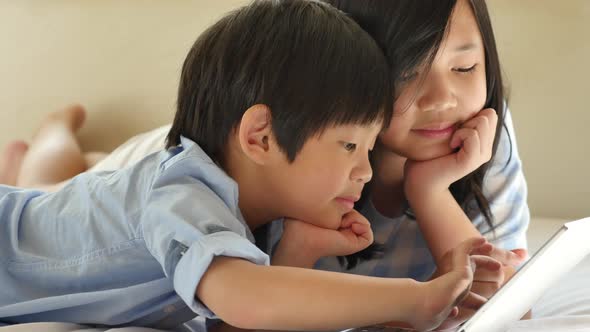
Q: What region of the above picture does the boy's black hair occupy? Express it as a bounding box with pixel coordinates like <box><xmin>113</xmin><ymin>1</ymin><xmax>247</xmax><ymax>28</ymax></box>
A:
<box><xmin>324</xmin><ymin>0</ymin><xmax>509</xmax><ymax>269</ymax></box>
<box><xmin>167</xmin><ymin>0</ymin><xmax>392</xmax><ymax>167</ymax></box>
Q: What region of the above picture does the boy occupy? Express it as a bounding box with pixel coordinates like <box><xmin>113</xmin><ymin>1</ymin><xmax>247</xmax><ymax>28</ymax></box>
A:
<box><xmin>0</xmin><ymin>1</ymin><xmax>485</xmax><ymax>331</ymax></box>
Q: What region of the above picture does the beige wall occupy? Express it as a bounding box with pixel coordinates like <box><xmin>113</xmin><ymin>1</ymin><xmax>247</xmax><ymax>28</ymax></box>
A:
<box><xmin>489</xmin><ymin>0</ymin><xmax>590</xmax><ymax>219</ymax></box>
<box><xmin>0</xmin><ymin>0</ymin><xmax>248</xmax><ymax>151</ymax></box>
<box><xmin>0</xmin><ymin>1</ymin><xmax>588</xmax><ymax>218</ymax></box>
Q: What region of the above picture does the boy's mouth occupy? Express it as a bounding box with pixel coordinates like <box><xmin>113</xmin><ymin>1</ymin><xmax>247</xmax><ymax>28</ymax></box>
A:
<box><xmin>335</xmin><ymin>196</ymin><xmax>359</xmax><ymax>212</ymax></box>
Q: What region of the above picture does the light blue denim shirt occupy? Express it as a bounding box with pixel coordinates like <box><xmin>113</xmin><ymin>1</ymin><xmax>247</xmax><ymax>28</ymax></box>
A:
<box><xmin>0</xmin><ymin>137</ymin><xmax>269</xmax><ymax>329</ymax></box>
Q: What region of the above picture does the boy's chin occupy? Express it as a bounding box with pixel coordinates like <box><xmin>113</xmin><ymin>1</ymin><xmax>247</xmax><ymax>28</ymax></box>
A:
<box><xmin>302</xmin><ymin>211</ymin><xmax>342</xmax><ymax>230</ymax></box>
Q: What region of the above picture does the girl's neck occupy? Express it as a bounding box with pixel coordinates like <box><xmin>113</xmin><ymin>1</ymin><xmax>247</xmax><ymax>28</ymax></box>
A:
<box><xmin>370</xmin><ymin>145</ymin><xmax>407</xmax><ymax>218</ymax></box>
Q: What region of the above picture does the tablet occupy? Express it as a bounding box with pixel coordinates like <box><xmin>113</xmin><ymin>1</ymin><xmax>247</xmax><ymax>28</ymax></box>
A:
<box><xmin>459</xmin><ymin>217</ymin><xmax>590</xmax><ymax>332</ymax></box>
<box><xmin>341</xmin><ymin>217</ymin><xmax>590</xmax><ymax>332</ymax></box>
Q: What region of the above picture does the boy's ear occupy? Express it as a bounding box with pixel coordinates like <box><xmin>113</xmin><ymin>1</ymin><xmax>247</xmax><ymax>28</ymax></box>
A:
<box><xmin>237</xmin><ymin>104</ymin><xmax>276</xmax><ymax>165</ymax></box>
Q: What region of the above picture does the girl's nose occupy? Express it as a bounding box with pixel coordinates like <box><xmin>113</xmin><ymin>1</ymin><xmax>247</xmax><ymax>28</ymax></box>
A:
<box><xmin>416</xmin><ymin>72</ymin><xmax>457</xmax><ymax>113</ymax></box>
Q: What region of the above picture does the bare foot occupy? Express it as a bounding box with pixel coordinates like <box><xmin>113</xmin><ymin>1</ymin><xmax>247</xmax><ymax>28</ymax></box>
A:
<box><xmin>16</xmin><ymin>104</ymin><xmax>88</xmax><ymax>188</ymax></box>
<box><xmin>0</xmin><ymin>140</ymin><xmax>29</xmax><ymax>186</ymax></box>
<box><xmin>34</xmin><ymin>104</ymin><xmax>86</xmax><ymax>137</ymax></box>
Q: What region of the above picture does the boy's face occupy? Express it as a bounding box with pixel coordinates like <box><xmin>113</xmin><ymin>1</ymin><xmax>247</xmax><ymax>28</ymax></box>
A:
<box><xmin>268</xmin><ymin>122</ymin><xmax>381</xmax><ymax>229</ymax></box>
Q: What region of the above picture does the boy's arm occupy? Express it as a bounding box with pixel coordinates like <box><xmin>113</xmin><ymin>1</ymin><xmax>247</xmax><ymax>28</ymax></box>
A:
<box><xmin>198</xmin><ymin>256</ymin><xmax>419</xmax><ymax>330</ymax></box>
<box><xmin>271</xmin><ymin>209</ymin><xmax>374</xmax><ymax>268</ymax></box>
<box><xmin>197</xmin><ymin>238</ymin><xmax>483</xmax><ymax>332</ymax></box>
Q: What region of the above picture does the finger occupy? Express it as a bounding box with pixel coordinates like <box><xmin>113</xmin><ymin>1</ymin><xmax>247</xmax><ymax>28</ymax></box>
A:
<box><xmin>478</xmin><ymin>108</ymin><xmax>498</xmax><ymax>150</ymax></box>
<box><xmin>449</xmin><ymin>239</ymin><xmax>488</xmax><ymax>300</ymax></box>
<box><xmin>512</xmin><ymin>248</ymin><xmax>529</xmax><ymax>260</ymax></box>
<box><xmin>351</xmin><ymin>223</ymin><xmax>373</xmax><ymax>243</ymax></box>
<box><xmin>461</xmin><ymin>112</ymin><xmax>489</xmax><ymax>132</ymax></box>
<box><xmin>462</xmin><ymin>109</ymin><xmax>497</xmax><ymax>152</ymax></box>
<box><xmin>488</xmin><ymin>247</ymin><xmax>526</xmax><ymax>266</ymax></box>
<box><xmin>340</xmin><ymin>209</ymin><xmax>369</xmax><ymax>229</ymax></box>
<box><xmin>456</xmin><ymin>307</ymin><xmax>477</xmax><ymax>323</ymax></box>
<box><xmin>473</xmin><ymin>267</ymin><xmax>503</xmax><ymax>286</ymax></box>
<box><xmin>436</xmin><ymin>307</ymin><xmax>474</xmax><ymax>331</ymax></box>
<box><xmin>461</xmin><ymin>116</ymin><xmax>490</xmax><ymax>156</ymax></box>
<box><xmin>339</xmin><ymin>216</ymin><xmax>355</xmax><ymax>229</ymax></box>
<box><xmin>471</xmin><ymin>280</ymin><xmax>502</xmax><ymax>299</ymax></box>
<box><xmin>340</xmin><ymin>210</ymin><xmax>360</xmax><ymax>228</ymax></box>
<box><xmin>459</xmin><ymin>237</ymin><xmax>488</xmax><ymax>256</ymax></box>
<box><xmin>463</xmin><ymin>109</ymin><xmax>497</xmax><ymax>132</ymax></box>
<box><xmin>472</xmin><ymin>255</ymin><xmax>502</xmax><ymax>275</ymax></box>
<box><xmin>471</xmin><ymin>242</ymin><xmax>494</xmax><ymax>256</ymax></box>
<box><xmin>450</xmin><ymin>306</ymin><xmax>459</xmax><ymax>318</ymax></box>
<box><xmin>460</xmin><ymin>291</ymin><xmax>488</xmax><ymax>310</ymax></box>
<box><xmin>450</xmin><ymin>128</ymin><xmax>480</xmax><ymax>163</ymax></box>
<box><xmin>464</xmin><ymin>108</ymin><xmax>497</xmax><ymax>129</ymax></box>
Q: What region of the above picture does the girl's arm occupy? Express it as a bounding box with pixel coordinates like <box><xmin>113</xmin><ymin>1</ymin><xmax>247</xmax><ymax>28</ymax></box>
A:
<box><xmin>404</xmin><ymin>109</ymin><xmax>530</xmax><ymax>328</ymax></box>
<box><xmin>196</xmin><ymin>237</ymin><xmax>483</xmax><ymax>331</ymax></box>
<box><xmin>404</xmin><ymin>109</ymin><xmax>526</xmax><ymax>265</ymax></box>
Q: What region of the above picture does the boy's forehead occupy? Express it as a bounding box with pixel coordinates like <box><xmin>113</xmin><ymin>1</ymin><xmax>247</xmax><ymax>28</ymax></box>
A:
<box><xmin>321</xmin><ymin>120</ymin><xmax>385</xmax><ymax>136</ymax></box>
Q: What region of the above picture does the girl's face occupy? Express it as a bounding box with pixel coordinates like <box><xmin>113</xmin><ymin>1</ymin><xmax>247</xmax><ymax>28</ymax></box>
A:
<box><xmin>379</xmin><ymin>0</ymin><xmax>488</xmax><ymax>161</ymax></box>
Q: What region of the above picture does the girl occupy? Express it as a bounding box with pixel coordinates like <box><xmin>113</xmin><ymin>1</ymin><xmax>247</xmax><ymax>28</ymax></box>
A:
<box><xmin>270</xmin><ymin>0</ymin><xmax>530</xmax><ymax>327</ymax></box>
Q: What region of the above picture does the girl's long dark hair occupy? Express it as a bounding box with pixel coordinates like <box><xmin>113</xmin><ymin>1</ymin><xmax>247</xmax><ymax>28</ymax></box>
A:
<box><xmin>325</xmin><ymin>0</ymin><xmax>511</xmax><ymax>269</ymax></box>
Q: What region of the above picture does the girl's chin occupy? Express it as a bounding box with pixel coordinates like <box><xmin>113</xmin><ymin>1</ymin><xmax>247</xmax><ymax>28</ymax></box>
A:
<box><xmin>408</xmin><ymin>145</ymin><xmax>456</xmax><ymax>161</ymax></box>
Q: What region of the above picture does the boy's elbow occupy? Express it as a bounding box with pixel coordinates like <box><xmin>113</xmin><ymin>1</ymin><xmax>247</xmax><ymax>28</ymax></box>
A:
<box><xmin>197</xmin><ymin>257</ymin><xmax>277</xmax><ymax>329</ymax></box>
<box><xmin>213</xmin><ymin>301</ymin><xmax>275</xmax><ymax>330</ymax></box>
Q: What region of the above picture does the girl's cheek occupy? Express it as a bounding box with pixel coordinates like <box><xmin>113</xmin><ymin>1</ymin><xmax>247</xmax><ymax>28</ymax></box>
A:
<box><xmin>461</xmin><ymin>78</ymin><xmax>487</xmax><ymax>112</ymax></box>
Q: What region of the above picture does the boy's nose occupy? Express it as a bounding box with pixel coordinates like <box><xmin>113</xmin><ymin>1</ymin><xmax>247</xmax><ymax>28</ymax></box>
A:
<box><xmin>351</xmin><ymin>157</ymin><xmax>373</xmax><ymax>184</ymax></box>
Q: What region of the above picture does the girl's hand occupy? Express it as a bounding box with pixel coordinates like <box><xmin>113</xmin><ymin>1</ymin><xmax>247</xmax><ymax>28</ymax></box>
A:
<box><xmin>405</xmin><ymin>108</ymin><xmax>498</xmax><ymax>195</ymax></box>
<box><xmin>272</xmin><ymin>210</ymin><xmax>374</xmax><ymax>268</ymax></box>
<box><xmin>403</xmin><ymin>237</ymin><xmax>487</xmax><ymax>332</ymax></box>
<box><xmin>431</xmin><ymin>244</ymin><xmax>527</xmax><ymax>330</ymax></box>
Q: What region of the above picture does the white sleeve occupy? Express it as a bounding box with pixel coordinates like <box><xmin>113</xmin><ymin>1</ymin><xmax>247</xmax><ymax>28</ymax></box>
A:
<box><xmin>89</xmin><ymin>125</ymin><xmax>171</xmax><ymax>172</ymax></box>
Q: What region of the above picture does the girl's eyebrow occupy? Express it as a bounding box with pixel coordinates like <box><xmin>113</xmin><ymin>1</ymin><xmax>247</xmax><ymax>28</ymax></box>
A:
<box><xmin>454</xmin><ymin>42</ymin><xmax>478</xmax><ymax>52</ymax></box>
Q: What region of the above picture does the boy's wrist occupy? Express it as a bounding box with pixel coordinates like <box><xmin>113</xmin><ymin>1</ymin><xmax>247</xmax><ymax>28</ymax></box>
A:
<box><xmin>403</xmin><ymin>279</ymin><xmax>432</xmax><ymax>329</ymax></box>
<box><xmin>271</xmin><ymin>237</ymin><xmax>319</xmax><ymax>268</ymax></box>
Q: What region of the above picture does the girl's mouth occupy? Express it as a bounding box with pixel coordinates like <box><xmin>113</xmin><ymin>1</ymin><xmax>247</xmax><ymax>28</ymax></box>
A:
<box><xmin>412</xmin><ymin>123</ymin><xmax>456</xmax><ymax>138</ymax></box>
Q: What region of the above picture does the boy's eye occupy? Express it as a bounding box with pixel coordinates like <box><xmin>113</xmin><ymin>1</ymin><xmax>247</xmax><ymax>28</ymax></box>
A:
<box><xmin>454</xmin><ymin>64</ymin><xmax>478</xmax><ymax>73</ymax></box>
<box><xmin>343</xmin><ymin>142</ymin><xmax>357</xmax><ymax>152</ymax></box>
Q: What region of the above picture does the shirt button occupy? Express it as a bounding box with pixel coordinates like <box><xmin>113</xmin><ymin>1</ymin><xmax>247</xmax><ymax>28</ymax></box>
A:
<box><xmin>164</xmin><ymin>305</ymin><xmax>176</xmax><ymax>314</ymax></box>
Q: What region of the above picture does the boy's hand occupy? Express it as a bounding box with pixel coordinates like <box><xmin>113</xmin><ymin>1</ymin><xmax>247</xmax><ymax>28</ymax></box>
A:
<box><xmin>405</xmin><ymin>108</ymin><xmax>498</xmax><ymax>195</ymax></box>
<box><xmin>406</xmin><ymin>237</ymin><xmax>486</xmax><ymax>332</ymax></box>
<box><xmin>272</xmin><ymin>210</ymin><xmax>374</xmax><ymax>268</ymax></box>
<box><xmin>431</xmin><ymin>244</ymin><xmax>527</xmax><ymax>330</ymax></box>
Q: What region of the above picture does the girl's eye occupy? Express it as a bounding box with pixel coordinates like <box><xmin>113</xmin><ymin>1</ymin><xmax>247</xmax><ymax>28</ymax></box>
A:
<box><xmin>454</xmin><ymin>64</ymin><xmax>478</xmax><ymax>74</ymax></box>
<box><xmin>343</xmin><ymin>142</ymin><xmax>357</xmax><ymax>152</ymax></box>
